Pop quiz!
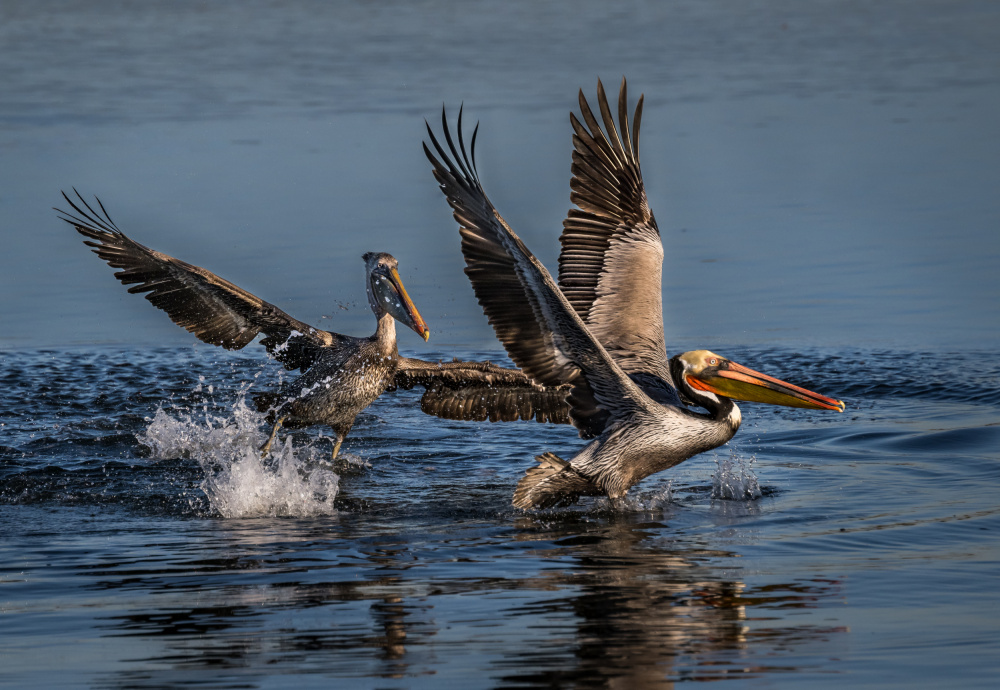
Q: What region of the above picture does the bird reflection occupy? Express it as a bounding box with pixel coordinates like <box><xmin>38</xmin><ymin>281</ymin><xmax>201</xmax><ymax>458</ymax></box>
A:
<box><xmin>90</xmin><ymin>517</ymin><xmax>844</xmax><ymax>687</ymax></box>
<box><xmin>498</xmin><ymin>515</ymin><xmax>843</xmax><ymax>686</ymax></box>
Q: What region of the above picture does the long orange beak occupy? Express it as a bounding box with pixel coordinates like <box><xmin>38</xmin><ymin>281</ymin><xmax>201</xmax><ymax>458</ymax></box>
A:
<box><xmin>375</xmin><ymin>267</ymin><xmax>430</xmax><ymax>341</ymax></box>
<box><xmin>687</xmin><ymin>360</ymin><xmax>845</xmax><ymax>411</ymax></box>
<box><xmin>391</xmin><ymin>267</ymin><xmax>430</xmax><ymax>341</ymax></box>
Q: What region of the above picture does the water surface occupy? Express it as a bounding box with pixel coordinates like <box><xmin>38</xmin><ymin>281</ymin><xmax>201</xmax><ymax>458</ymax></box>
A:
<box><xmin>2</xmin><ymin>1</ymin><xmax>999</xmax><ymax>687</ymax></box>
<box><xmin>3</xmin><ymin>345</ymin><xmax>999</xmax><ymax>687</ymax></box>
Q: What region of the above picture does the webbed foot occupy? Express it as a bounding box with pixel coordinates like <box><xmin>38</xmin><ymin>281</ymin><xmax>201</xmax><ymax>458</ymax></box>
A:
<box><xmin>259</xmin><ymin>416</ymin><xmax>286</xmax><ymax>457</ymax></box>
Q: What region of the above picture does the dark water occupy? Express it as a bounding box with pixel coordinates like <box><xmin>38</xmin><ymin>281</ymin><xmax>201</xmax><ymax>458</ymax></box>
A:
<box><xmin>2</xmin><ymin>346</ymin><xmax>999</xmax><ymax>688</ymax></box>
<box><xmin>2</xmin><ymin>1</ymin><xmax>1000</xmax><ymax>687</ymax></box>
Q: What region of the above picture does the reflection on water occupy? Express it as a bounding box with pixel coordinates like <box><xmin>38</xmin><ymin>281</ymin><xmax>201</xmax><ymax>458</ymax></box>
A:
<box><xmin>2</xmin><ymin>345</ymin><xmax>998</xmax><ymax>686</ymax></box>
<box><xmin>76</xmin><ymin>514</ymin><xmax>844</xmax><ymax>688</ymax></box>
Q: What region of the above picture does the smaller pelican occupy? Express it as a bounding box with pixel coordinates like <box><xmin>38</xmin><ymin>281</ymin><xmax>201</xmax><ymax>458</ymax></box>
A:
<box><xmin>58</xmin><ymin>192</ymin><xmax>566</xmax><ymax>458</ymax></box>
<box><xmin>58</xmin><ymin>191</ymin><xmax>438</xmax><ymax>459</ymax></box>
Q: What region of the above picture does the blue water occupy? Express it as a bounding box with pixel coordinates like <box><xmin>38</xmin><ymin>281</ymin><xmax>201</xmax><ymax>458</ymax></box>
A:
<box><xmin>2</xmin><ymin>346</ymin><xmax>999</xmax><ymax>687</ymax></box>
<box><xmin>2</xmin><ymin>1</ymin><xmax>1000</xmax><ymax>687</ymax></box>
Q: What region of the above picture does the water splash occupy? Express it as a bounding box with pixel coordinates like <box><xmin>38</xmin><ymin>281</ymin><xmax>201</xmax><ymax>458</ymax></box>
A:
<box><xmin>711</xmin><ymin>450</ymin><xmax>761</xmax><ymax>501</ymax></box>
<box><xmin>645</xmin><ymin>481</ymin><xmax>674</xmax><ymax>509</ymax></box>
<box><xmin>335</xmin><ymin>452</ymin><xmax>371</xmax><ymax>469</ymax></box>
<box><xmin>590</xmin><ymin>481</ymin><xmax>674</xmax><ymax>513</ymax></box>
<box><xmin>138</xmin><ymin>394</ymin><xmax>339</xmax><ymax>518</ymax></box>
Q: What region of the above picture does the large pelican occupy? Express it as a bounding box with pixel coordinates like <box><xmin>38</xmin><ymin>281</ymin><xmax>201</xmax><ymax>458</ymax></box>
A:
<box><xmin>57</xmin><ymin>192</ymin><xmax>560</xmax><ymax>459</ymax></box>
<box><xmin>425</xmin><ymin>79</ymin><xmax>844</xmax><ymax>509</ymax></box>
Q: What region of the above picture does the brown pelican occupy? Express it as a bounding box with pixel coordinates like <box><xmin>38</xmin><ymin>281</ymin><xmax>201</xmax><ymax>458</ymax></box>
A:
<box><xmin>56</xmin><ymin>191</ymin><xmax>557</xmax><ymax>459</ymax></box>
<box><xmin>424</xmin><ymin>79</ymin><xmax>845</xmax><ymax>509</ymax></box>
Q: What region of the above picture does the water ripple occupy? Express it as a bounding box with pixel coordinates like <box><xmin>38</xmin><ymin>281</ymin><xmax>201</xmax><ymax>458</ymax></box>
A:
<box><xmin>2</xmin><ymin>344</ymin><xmax>999</xmax><ymax>686</ymax></box>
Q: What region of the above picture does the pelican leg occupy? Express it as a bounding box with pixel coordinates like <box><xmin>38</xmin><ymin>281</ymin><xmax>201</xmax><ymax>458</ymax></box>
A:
<box><xmin>259</xmin><ymin>416</ymin><xmax>286</xmax><ymax>457</ymax></box>
<box><xmin>331</xmin><ymin>435</ymin><xmax>343</xmax><ymax>460</ymax></box>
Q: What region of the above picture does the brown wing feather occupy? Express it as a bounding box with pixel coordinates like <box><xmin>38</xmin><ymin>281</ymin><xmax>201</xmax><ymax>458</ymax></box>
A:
<box><xmin>423</xmin><ymin>111</ymin><xmax>573</xmax><ymax>390</ymax></box>
<box><xmin>393</xmin><ymin>357</ymin><xmax>571</xmax><ymax>424</ymax></box>
<box><xmin>558</xmin><ymin>79</ymin><xmax>677</xmax><ymax>399</ymax></box>
<box><xmin>56</xmin><ymin>190</ymin><xmax>340</xmax><ymax>371</ymax></box>
<box><xmin>424</xmin><ymin>109</ymin><xmax>658</xmax><ymax>438</ymax></box>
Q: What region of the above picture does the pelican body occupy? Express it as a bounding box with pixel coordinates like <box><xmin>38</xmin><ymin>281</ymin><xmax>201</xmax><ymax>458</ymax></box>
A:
<box><xmin>58</xmin><ymin>193</ymin><xmax>433</xmax><ymax>459</ymax></box>
<box><xmin>57</xmin><ymin>192</ymin><xmax>564</xmax><ymax>459</ymax></box>
<box><xmin>252</xmin><ymin>251</ymin><xmax>431</xmax><ymax>458</ymax></box>
<box><xmin>425</xmin><ymin>80</ymin><xmax>844</xmax><ymax>508</ymax></box>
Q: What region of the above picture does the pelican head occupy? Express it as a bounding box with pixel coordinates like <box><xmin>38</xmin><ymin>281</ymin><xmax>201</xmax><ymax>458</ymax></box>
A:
<box><xmin>671</xmin><ymin>350</ymin><xmax>844</xmax><ymax>411</ymax></box>
<box><xmin>363</xmin><ymin>252</ymin><xmax>430</xmax><ymax>341</ymax></box>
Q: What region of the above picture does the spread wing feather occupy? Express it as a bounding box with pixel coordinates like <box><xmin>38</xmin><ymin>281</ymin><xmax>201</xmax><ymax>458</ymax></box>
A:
<box><xmin>558</xmin><ymin>79</ymin><xmax>678</xmax><ymax>401</ymax></box>
<box><xmin>56</xmin><ymin>190</ymin><xmax>342</xmax><ymax>371</ymax></box>
<box><xmin>425</xmin><ymin>109</ymin><xmax>658</xmax><ymax>436</ymax></box>
<box><xmin>424</xmin><ymin>110</ymin><xmax>571</xmax><ymax>390</ymax></box>
<box><xmin>394</xmin><ymin>357</ymin><xmax>570</xmax><ymax>424</ymax></box>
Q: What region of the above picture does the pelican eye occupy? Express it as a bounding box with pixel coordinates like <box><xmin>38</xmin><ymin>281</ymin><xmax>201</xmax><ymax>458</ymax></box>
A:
<box><xmin>708</xmin><ymin>357</ymin><xmax>718</xmax><ymax>366</ymax></box>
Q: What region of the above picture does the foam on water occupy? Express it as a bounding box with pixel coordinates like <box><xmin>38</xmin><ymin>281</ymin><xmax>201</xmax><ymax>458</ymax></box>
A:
<box><xmin>138</xmin><ymin>392</ymin><xmax>339</xmax><ymax>518</ymax></box>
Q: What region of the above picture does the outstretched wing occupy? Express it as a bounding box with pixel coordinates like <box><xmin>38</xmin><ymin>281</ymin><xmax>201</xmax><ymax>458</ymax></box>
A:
<box><xmin>424</xmin><ymin>110</ymin><xmax>657</xmax><ymax>437</ymax></box>
<box><xmin>558</xmin><ymin>78</ymin><xmax>677</xmax><ymax>402</ymax></box>
<box><xmin>57</xmin><ymin>190</ymin><xmax>343</xmax><ymax>371</ymax></box>
<box><xmin>393</xmin><ymin>356</ymin><xmax>570</xmax><ymax>424</ymax></box>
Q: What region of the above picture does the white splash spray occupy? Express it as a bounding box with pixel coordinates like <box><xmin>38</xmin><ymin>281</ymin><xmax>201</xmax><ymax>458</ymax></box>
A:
<box><xmin>139</xmin><ymin>393</ymin><xmax>339</xmax><ymax>518</ymax></box>
<box><xmin>711</xmin><ymin>449</ymin><xmax>761</xmax><ymax>501</ymax></box>
<box><xmin>591</xmin><ymin>480</ymin><xmax>673</xmax><ymax>513</ymax></box>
